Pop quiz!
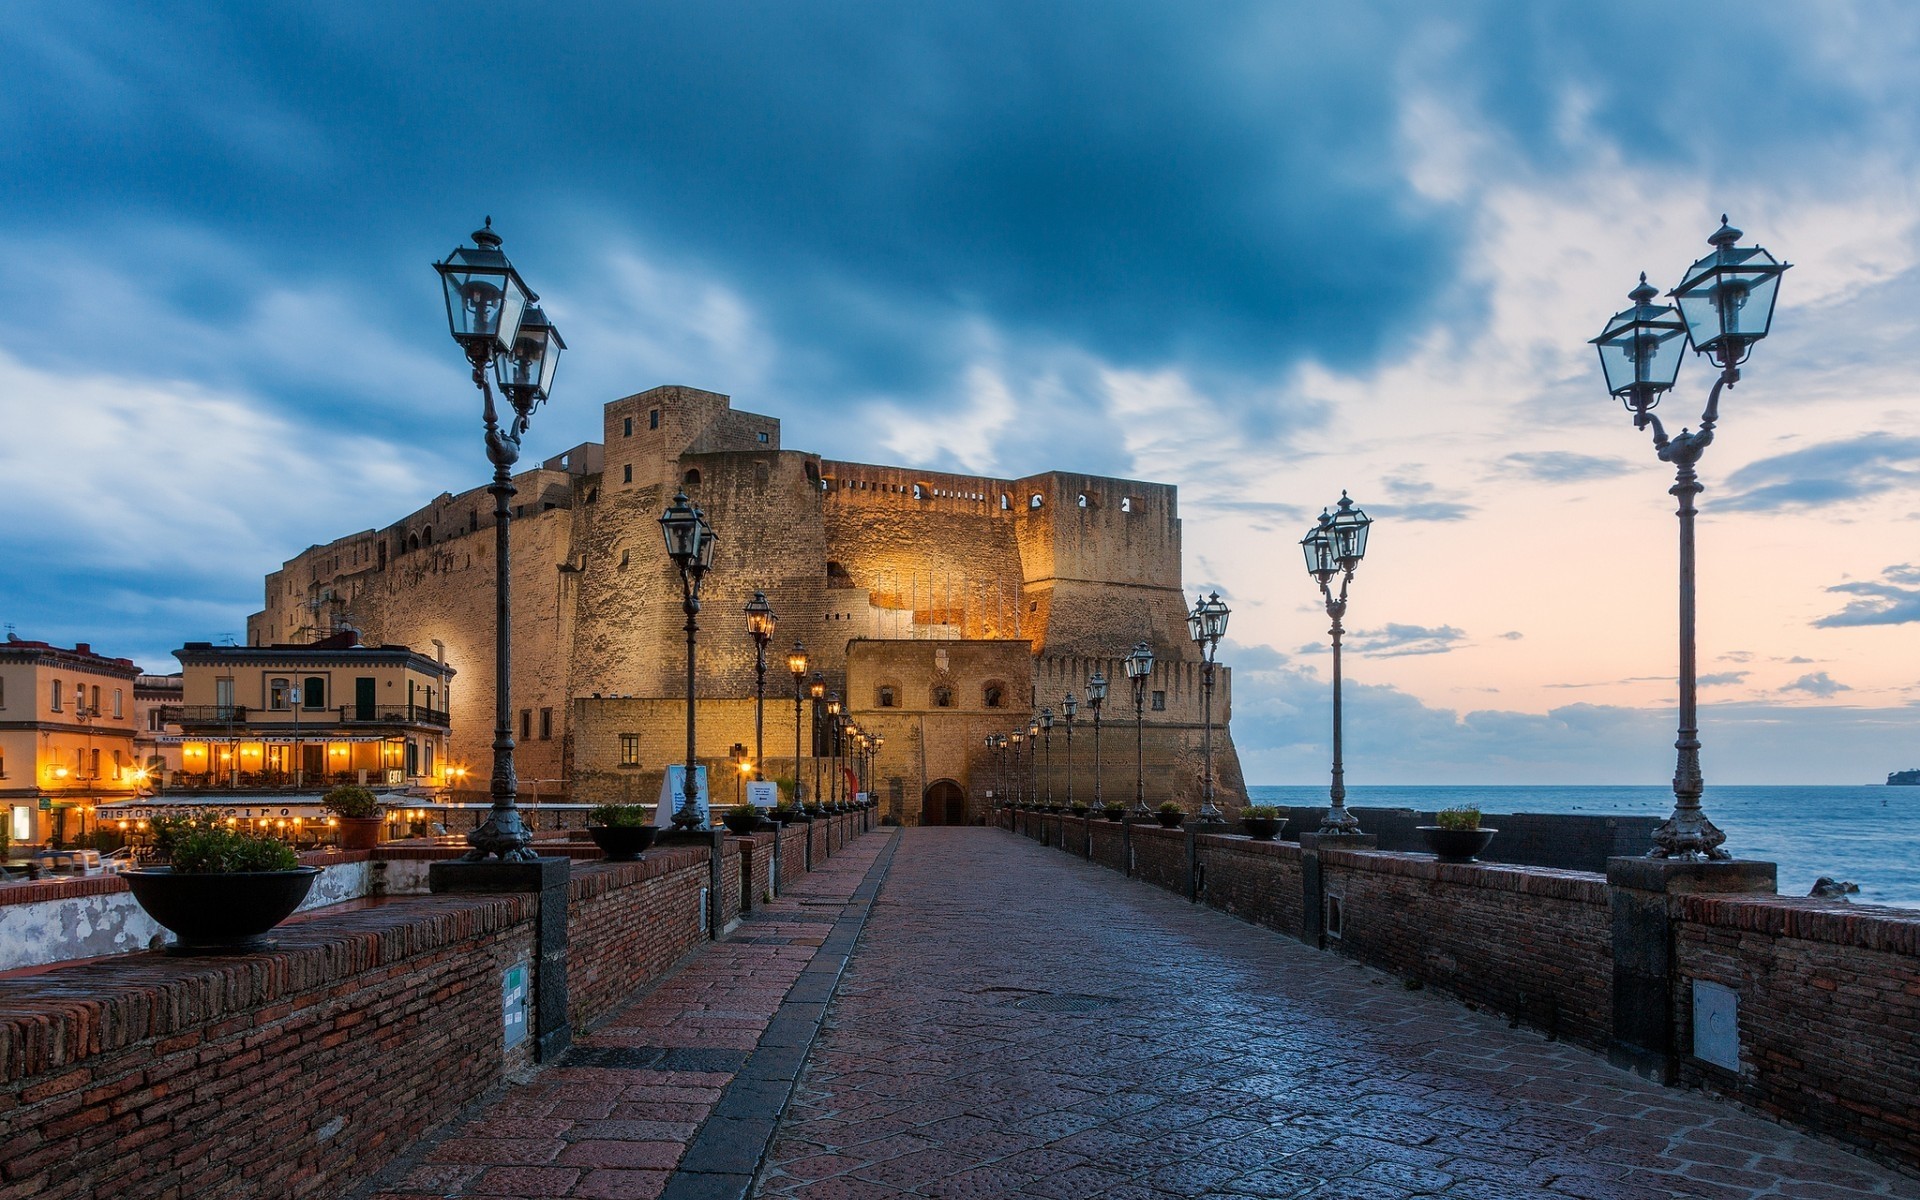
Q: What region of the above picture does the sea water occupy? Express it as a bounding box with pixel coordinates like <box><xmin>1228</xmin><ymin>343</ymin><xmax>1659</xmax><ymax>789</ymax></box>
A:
<box><xmin>1246</xmin><ymin>784</ymin><xmax>1920</xmax><ymax>911</ymax></box>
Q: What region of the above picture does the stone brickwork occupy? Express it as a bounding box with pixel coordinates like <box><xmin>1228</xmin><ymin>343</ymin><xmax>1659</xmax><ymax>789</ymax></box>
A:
<box><xmin>247</xmin><ymin>385</ymin><xmax>1244</xmax><ymax>816</ymax></box>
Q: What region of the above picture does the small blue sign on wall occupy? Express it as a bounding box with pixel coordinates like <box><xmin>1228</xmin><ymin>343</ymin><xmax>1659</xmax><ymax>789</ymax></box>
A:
<box><xmin>503</xmin><ymin>962</ymin><xmax>529</xmax><ymax>1050</ymax></box>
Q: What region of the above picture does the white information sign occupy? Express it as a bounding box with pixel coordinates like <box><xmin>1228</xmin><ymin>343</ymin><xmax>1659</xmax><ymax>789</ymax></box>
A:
<box><xmin>654</xmin><ymin>766</ymin><xmax>711</xmax><ymax>827</ymax></box>
<box><xmin>746</xmin><ymin>781</ymin><xmax>779</xmax><ymax>808</ymax></box>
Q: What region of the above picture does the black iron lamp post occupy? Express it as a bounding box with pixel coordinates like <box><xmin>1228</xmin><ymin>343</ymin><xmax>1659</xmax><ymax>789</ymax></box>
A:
<box><xmin>433</xmin><ymin>220</ymin><xmax>564</xmax><ymax>862</ymax></box>
<box><xmin>809</xmin><ymin>673</ymin><xmax>826</xmax><ymax>805</ymax></box>
<box><xmin>870</xmin><ymin>733</ymin><xmax>884</xmax><ymax>812</ymax></box>
<box><xmin>1302</xmin><ymin>494</ymin><xmax>1372</xmax><ymax>838</ymax></box>
<box><xmin>1061</xmin><ymin>692</ymin><xmax>1078</xmax><ymax>808</ymax></box>
<box><xmin>825</xmin><ymin>694</ymin><xmax>842</xmax><ymax>804</ymax></box>
<box><xmin>1124</xmin><ymin>641</ymin><xmax>1154</xmax><ymax>817</ymax></box>
<box><xmin>745</xmin><ymin>593</ymin><xmax>776</xmax><ymax>785</ymax></box>
<box><xmin>1039</xmin><ymin>707</ymin><xmax>1055</xmax><ymax>809</ymax></box>
<box><xmin>787</xmin><ymin>643</ymin><xmax>809</xmax><ymax>804</ymax></box>
<box><xmin>1188</xmin><ymin>591</ymin><xmax>1231</xmax><ymax>826</ymax></box>
<box><xmin>1087</xmin><ymin>672</ymin><xmax>1107</xmax><ymax>810</ymax></box>
<box><xmin>1592</xmin><ymin>217</ymin><xmax>1789</xmax><ymax>860</ymax></box>
<box><xmin>661</xmin><ymin>490</ymin><xmax>719</xmax><ymax>830</ymax></box>
<box><xmin>1007</xmin><ymin>732</ymin><xmax>1023</xmax><ymax>806</ymax></box>
<box><xmin>729</xmin><ymin>742</ymin><xmax>749</xmax><ymax>806</ymax></box>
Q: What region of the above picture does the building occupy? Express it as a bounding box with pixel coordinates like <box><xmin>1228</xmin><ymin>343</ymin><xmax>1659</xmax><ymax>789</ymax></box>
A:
<box><xmin>248</xmin><ymin>385</ymin><xmax>1243</xmax><ymax>824</ymax></box>
<box><xmin>0</xmin><ymin>636</ymin><xmax>143</xmax><ymax>848</ymax></box>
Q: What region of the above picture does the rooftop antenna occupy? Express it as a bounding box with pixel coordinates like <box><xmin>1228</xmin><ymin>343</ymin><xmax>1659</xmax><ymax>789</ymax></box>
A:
<box><xmin>3</xmin><ymin>622</ymin><xmax>16</xmax><ymax>642</ymax></box>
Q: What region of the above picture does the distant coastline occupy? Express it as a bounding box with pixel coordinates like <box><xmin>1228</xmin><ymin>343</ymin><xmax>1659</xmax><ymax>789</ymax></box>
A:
<box><xmin>1890</xmin><ymin>769</ymin><xmax>1919</xmax><ymax>786</ymax></box>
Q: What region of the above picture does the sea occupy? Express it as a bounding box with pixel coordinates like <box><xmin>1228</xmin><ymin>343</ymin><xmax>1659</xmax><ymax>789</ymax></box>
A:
<box><xmin>1245</xmin><ymin>785</ymin><xmax>1920</xmax><ymax>911</ymax></box>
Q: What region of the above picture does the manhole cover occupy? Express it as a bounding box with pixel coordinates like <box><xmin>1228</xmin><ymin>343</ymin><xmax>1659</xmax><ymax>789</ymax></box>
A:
<box><xmin>1014</xmin><ymin>994</ymin><xmax>1112</xmax><ymax>1014</ymax></box>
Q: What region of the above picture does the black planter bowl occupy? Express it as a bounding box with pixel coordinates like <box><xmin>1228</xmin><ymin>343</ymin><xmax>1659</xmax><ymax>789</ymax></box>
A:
<box><xmin>1240</xmin><ymin>816</ymin><xmax>1283</xmax><ymax>841</ymax></box>
<box><xmin>1155</xmin><ymin>811</ymin><xmax>1186</xmax><ymax>829</ymax></box>
<box><xmin>1417</xmin><ymin>826</ymin><xmax>1497</xmax><ymax>863</ymax></box>
<box><xmin>124</xmin><ymin>867</ymin><xmax>321</xmax><ymax>955</ymax></box>
<box><xmin>589</xmin><ymin>824</ymin><xmax>659</xmax><ymax>862</ymax></box>
<box><xmin>1103</xmin><ymin>809</ymin><xmax>1126</xmax><ymax>822</ymax></box>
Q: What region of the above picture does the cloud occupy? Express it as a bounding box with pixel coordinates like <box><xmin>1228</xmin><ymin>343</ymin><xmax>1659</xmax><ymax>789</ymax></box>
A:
<box><xmin>1347</xmin><ymin>623</ymin><xmax>1468</xmax><ymax>657</ymax></box>
<box><xmin>1781</xmin><ymin>672</ymin><xmax>1851</xmax><ymax>697</ymax></box>
<box><xmin>1815</xmin><ymin>563</ymin><xmax>1920</xmax><ymax>627</ymax></box>
<box><xmin>1719</xmin><ymin>436</ymin><xmax>1920</xmax><ymax>513</ymax></box>
<box><xmin>1497</xmin><ymin>451</ymin><xmax>1634</xmax><ymax>484</ymax></box>
<box><xmin>1698</xmin><ymin>672</ymin><xmax>1750</xmax><ymax>686</ymax></box>
<box><xmin>1497</xmin><ymin>631</ymin><xmax>1524</xmax><ymax>640</ymax></box>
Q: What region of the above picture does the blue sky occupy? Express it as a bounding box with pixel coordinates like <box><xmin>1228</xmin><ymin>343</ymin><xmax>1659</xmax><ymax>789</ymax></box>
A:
<box><xmin>4</xmin><ymin>3</ymin><xmax>1918</xmax><ymax>785</ymax></box>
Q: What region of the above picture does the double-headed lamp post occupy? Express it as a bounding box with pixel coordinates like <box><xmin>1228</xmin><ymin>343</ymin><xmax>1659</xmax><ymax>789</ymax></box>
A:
<box><xmin>1124</xmin><ymin>641</ymin><xmax>1154</xmax><ymax>817</ymax></box>
<box><xmin>1061</xmin><ymin>692</ymin><xmax>1078</xmax><ymax>809</ymax></box>
<box><xmin>809</xmin><ymin>673</ymin><xmax>826</xmax><ymax>804</ymax></box>
<box><xmin>1087</xmin><ymin>671</ymin><xmax>1107</xmax><ymax>810</ymax></box>
<box><xmin>744</xmin><ymin>592</ymin><xmax>776</xmax><ymax>783</ymax></box>
<box><xmin>433</xmin><ymin>220</ymin><xmax>564</xmax><ymax>861</ymax></box>
<box><xmin>1301</xmin><ymin>494</ymin><xmax>1372</xmax><ymax>838</ymax></box>
<box><xmin>661</xmin><ymin>491</ymin><xmax>719</xmax><ymax>830</ymax></box>
<box><xmin>787</xmin><ymin>643</ymin><xmax>809</xmax><ymax>804</ymax></box>
<box><xmin>1188</xmin><ymin>591</ymin><xmax>1230</xmax><ymax>825</ymax></box>
<box><xmin>1591</xmin><ymin>217</ymin><xmax>1788</xmax><ymax>860</ymax></box>
<box><xmin>825</xmin><ymin>693</ymin><xmax>842</xmax><ymax>804</ymax></box>
<box><xmin>1039</xmin><ymin>707</ymin><xmax>1055</xmax><ymax>808</ymax></box>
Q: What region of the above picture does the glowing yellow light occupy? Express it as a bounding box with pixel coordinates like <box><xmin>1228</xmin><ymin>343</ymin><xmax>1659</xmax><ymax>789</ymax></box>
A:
<box><xmin>118</xmin><ymin>820</ymin><xmax>129</xmax><ymax>830</ymax></box>
<box><xmin>226</xmin><ymin>817</ymin><xmax>238</xmax><ymax>826</ymax></box>
<box><xmin>136</xmin><ymin>820</ymin><xmax>148</xmax><ymax>831</ymax></box>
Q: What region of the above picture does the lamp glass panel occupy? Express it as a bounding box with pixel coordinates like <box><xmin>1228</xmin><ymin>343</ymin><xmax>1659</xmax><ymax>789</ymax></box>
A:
<box><xmin>1301</xmin><ymin>527</ymin><xmax>1335</xmax><ymax>575</ymax></box>
<box><xmin>1187</xmin><ymin>608</ymin><xmax>1204</xmax><ymax>644</ymax></box>
<box><xmin>1594</xmin><ymin>308</ymin><xmax>1688</xmax><ymax>396</ymax></box>
<box><xmin>1674</xmin><ymin>247</ymin><xmax>1785</xmax><ymax>350</ymax></box>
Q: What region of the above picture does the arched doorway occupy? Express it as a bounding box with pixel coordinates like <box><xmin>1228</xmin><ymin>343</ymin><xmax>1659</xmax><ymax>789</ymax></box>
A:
<box><xmin>922</xmin><ymin>779</ymin><xmax>966</xmax><ymax>826</ymax></box>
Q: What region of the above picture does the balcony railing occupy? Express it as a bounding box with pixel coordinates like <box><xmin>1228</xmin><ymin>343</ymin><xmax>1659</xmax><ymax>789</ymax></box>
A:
<box><xmin>169</xmin><ymin>704</ymin><xmax>451</xmax><ymax>729</ymax></box>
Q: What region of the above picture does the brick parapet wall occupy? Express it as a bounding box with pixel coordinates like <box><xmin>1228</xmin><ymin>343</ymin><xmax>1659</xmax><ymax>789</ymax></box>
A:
<box><xmin>1128</xmin><ymin>825</ymin><xmax>1187</xmax><ymax>894</ymax></box>
<box><xmin>565</xmin><ymin>847</ymin><xmax>727</xmax><ymax>1029</ymax></box>
<box><xmin>1195</xmin><ymin>835</ymin><xmax>1305</xmax><ymax>936</ymax></box>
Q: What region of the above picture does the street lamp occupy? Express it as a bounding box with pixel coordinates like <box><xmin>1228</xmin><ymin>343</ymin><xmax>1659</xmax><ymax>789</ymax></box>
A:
<box><xmin>1592</xmin><ymin>217</ymin><xmax>1789</xmax><ymax>860</ymax></box>
<box><xmin>744</xmin><ymin>591</ymin><xmax>776</xmax><ymax>784</ymax></box>
<box><xmin>1061</xmin><ymin>692</ymin><xmax>1078</xmax><ymax>810</ymax></box>
<box><xmin>433</xmin><ymin>219</ymin><xmax>563</xmax><ymax>861</ymax></box>
<box><xmin>825</xmin><ymin>693</ymin><xmax>842</xmax><ymax>805</ymax></box>
<box><xmin>808</xmin><ymin>672</ymin><xmax>826</xmax><ymax>805</ymax></box>
<box><xmin>1039</xmin><ymin>706</ymin><xmax>1055</xmax><ymax>809</ymax></box>
<box><xmin>1124</xmin><ymin>641</ymin><xmax>1154</xmax><ymax>817</ymax></box>
<box><xmin>1302</xmin><ymin>493</ymin><xmax>1371</xmax><ymax>838</ymax></box>
<box><xmin>1087</xmin><ymin>671</ymin><xmax>1107</xmax><ymax>812</ymax></box>
<box><xmin>1188</xmin><ymin>591</ymin><xmax>1231</xmax><ymax>826</ymax></box>
<box><xmin>787</xmin><ymin>643</ymin><xmax>809</xmax><ymax>805</ymax></box>
<box><xmin>871</xmin><ymin>733</ymin><xmax>884</xmax><ymax>811</ymax></box>
<box><xmin>729</xmin><ymin>742</ymin><xmax>749</xmax><ymax>806</ymax></box>
<box><xmin>661</xmin><ymin>490</ymin><xmax>718</xmax><ymax>830</ymax></box>
<box><xmin>1009</xmin><ymin>731</ymin><xmax>1025</xmax><ymax>806</ymax></box>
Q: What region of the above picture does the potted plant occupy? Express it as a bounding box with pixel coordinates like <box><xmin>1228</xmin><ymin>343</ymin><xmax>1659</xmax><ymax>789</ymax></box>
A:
<box><xmin>323</xmin><ymin>784</ymin><xmax>385</xmax><ymax>851</ymax></box>
<box><xmin>1068</xmin><ymin>801</ymin><xmax>1090</xmax><ymax>817</ymax></box>
<box><xmin>1103</xmin><ymin>803</ymin><xmax>1126</xmax><ymax>821</ymax></box>
<box><xmin>1240</xmin><ymin>805</ymin><xmax>1284</xmax><ymax>841</ymax></box>
<box><xmin>587</xmin><ymin>803</ymin><xmax>658</xmax><ymax>861</ymax></box>
<box><xmin>1418</xmin><ymin>807</ymin><xmax>1497</xmax><ymax>863</ymax></box>
<box><xmin>722</xmin><ymin>803</ymin><xmax>763</xmax><ymax>836</ymax></box>
<box><xmin>1155</xmin><ymin>802</ymin><xmax>1187</xmax><ymax>829</ymax></box>
<box><xmin>124</xmin><ymin>827</ymin><xmax>318</xmax><ymax>954</ymax></box>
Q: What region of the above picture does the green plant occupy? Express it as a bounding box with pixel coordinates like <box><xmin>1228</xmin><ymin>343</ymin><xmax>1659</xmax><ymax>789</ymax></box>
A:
<box><xmin>1157</xmin><ymin>801</ymin><xmax>1185</xmax><ymax>815</ymax></box>
<box><xmin>723</xmin><ymin>803</ymin><xmax>761</xmax><ymax>834</ymax></box>
<box><xmin>322</xmin><ymin>784</ymin><xmax>380</xmax><ymax>819</ymax></box>
<box><xmin>1243</xmin><ymin>805</ymin><xmax>1281</xmax><ymax>820</ymax></box>
<box><xmin>1435</xmin><ymin>807</ymin><xmax>1482</xmax><ymax>831</ymax></box>
<box><xmin>589</xmin><ymin>803</ymin><xmax>651</xmax><ymax>828</ymax></box>
<box><xmin>1102</xmin><ymin>802</ymin><xmax>1125</xmax><ymax>816</ymax></box>
<box><xmin>169</xmin><ymin>829</ymin><xmax>301</xmax><ymax>874</ymax></box>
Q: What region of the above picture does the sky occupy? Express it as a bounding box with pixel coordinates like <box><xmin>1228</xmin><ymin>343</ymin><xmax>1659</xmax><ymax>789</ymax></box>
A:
<box><xmin>2</xmin><ymin>2</ymin><xmax>1917</xmax><ymax>785</ymax></box>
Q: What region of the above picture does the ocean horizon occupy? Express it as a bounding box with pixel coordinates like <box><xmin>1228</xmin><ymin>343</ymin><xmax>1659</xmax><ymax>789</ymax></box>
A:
<box><xmin>1245</xmin><ymin>784</ymin><xmax>1920</xmax><ymax>911</ymax></box>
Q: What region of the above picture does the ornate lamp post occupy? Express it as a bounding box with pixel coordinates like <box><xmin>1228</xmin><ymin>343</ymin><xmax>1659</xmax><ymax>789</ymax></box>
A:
<box><xmin>1087</xmin><ymin>671</ymin><xmax>1107</xmax><ymax>811</ymax></box>
<box><xmin>745</xmin><ymin>593</ymin><xmax>776</xmax><ymax>784</ymax></box>
<box><xmin>870</xmin><ymin>733</ymin><xmax>884</xmax><ymax>812</ymax></box>
<box><xmin>1124</xmin><ymin>641</ymin><xmax>1154</xmax><ymax>817</ymax></box>
<box><xmin>433</xmin><ymin>220</ymin><xmax>563</xmax><ymax>861</ymax></box>
<box><xmin>1061</xmin><ymin>692</ymin><xmax>1078</xmax><ymax>809</ymax></box>
<box><xmin>729</xmin><ymin>742</ymin><xmax>749</xmax><ymax>806</ymax></box>
<box><xmin>1188</xmin><ymin>591</ymin><xmax>1231</xmax><ymax>825</ymax></box>
<box><xmin>787</xmin><ymin>643</ymin><xmax>809</xmax><ymax>804</ymax></box>
<box><xmin>809</xmin><ymin>673</ymin><xmax>826</xmax><ymax>806</ymax></box>
<box><xmin>1039</xmin><ymin>707</ymin><xmax>1055</xmax><ymax>809</ymax></box>
<box><xmin>1301</xmin><ymin>494</ymin><xmax>1371</xmax><ymax>838</ymax></box>
<box><xmin>1026</xmin><ymin>720</ymin><xmax>1040</xmax><ymax>805</ymax></box>
<box><xmin>1009</xmin><ymin>732</ymin><xmax>1025</xmax><ymax>806</ymax></box>
<box><xmin>661</xmin><ymin>491</ymin><xmax>719</xmax><ymax>830</ymax></box>
<box><xmin>1592</xmin><ymin>217</ymin><xmax>1788</xmax><ymax>860</ymax></box>
<box><xmin>825</xmin><ymin>693</ymin><xmax>842</xmax><ymax>804</ymax></box>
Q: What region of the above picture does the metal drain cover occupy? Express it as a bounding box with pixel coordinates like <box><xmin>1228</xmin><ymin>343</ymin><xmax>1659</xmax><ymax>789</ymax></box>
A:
<box><xmin>1015</xmin><ymin>994</ymin><xmax>1112</xmax><ymax>1013</ymax></box>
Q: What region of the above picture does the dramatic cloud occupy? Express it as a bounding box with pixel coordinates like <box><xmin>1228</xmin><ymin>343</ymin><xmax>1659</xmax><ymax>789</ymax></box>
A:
<box><xmin>1719</xmin><ymin>435</ymin><xmax>1920</xmax><ymax>513</ymax></box>
<box><xmin>1815</xmin><ymin>563</ymin><xmax>1920</xmax><ymax>627</ymax></box>
<box><xmin>1782</xmin><ymin>672</ymin><xmax>1851</xmax><ymax>698</ymax></box>
<box><xmin>1498</xmin><ymin>451</ymin><xmax>1634</xmax><ymax>484</ymax></box>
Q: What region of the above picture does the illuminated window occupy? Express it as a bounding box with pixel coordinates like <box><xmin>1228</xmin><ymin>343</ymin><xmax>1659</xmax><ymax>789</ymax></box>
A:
<box><xmin>619</xmin><ymin>733</ymin><xmax>641</xmax><ymax>766</ymax></box>
<box><xmin>269</xmin><ymin>678</ymin><xmax>292</xmax><ymax>710</ymax></box>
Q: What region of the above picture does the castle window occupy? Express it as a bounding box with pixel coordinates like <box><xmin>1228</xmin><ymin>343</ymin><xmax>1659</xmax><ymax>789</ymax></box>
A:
<box><xmin>469</xmin><ymin>511</ymin><xmax>479</xmax><ymax>531</ymax></box>
<box><xmin>623</xmin><ymin>416</ymin><xmax>633</xmax><ymax>437</ymax></box>
<box><xmin>757</xmin><ymin>431</ymin><xmax>769</xmax><ymax>443</ymax></box>
<box><xmin>408</xmin><ymin>534</ymin><xmax>419</xmax><ymax>551</ymax></box>
<box><xmin>303</xmin><ymin>677</ymin><xmax>326</xmax><ymax>710</ymax></box>
<box><xmin>649</xmin><ymin>409</ymin><xmax>660</xmax><ymax>430</ymax></box>
<box><xmin>983</xmin><ymin>683</ymin><xmax>1005</xmax><ymax>709</ymax></box>
<box><xmin>1076</xmin><ymin>494</ymin><xmax>1088</xmax><ymax>508</ymax></box>
<box><xmin>424</xmin><ymin>526</ymin><xmax>433</xmax><ymax>545</ymax></box>
<box><xmin>624</xmin><ymin>464</ymin><xmax>633</xmax><ymax>483</ymax></box>
<box><xmin>805</xmin><ymin>461</ymin><xmax>820</xmax><ymax>484</ymax></box>
<box><xmin>619</xmin><ymin>733</ymin><xmax>641</xmax><ymax>767</ymax></box>
<box><xmin>1151</xmin><ymin>690</ymin><xmax>1166</xmax><ymax>711</ymax></box>
<box><xmin>539</xmin><ymin>708</ymin><xmax>553</xmax><ymax>740</ymax></box>
<box><xmin>1000</xmin><ymin>494</ymin><xmax>1010</xmax><ymax>510</ymax></box>
<box><xmin>1028</xmin><ymin>494</ymin><xmax>1043</xmax><ymax>509</ymax></box>
<box><xmin>912</xmin><ymin>483</ymin><xmax>926</xmax><ymax>500</ymax></box>
<box><xmin>877</xmin><ymin>685</ymin><xmax>896</xmax><ymax>709</ymax></box>
<box><xmin>1121</xmin><ymin>496</ymin><xmax>1134</xmax><ymax>513</ymax></box>
<box><xmin>269</xmin><ymin>677</ymin><xmax>291</xmax><ymax>710</ymax></box>
<box><xmin>520</xmin><ymin>709</ymin><xmax>532</xmax><ymax>740</ymax></box>
<box><xmin>932</xmin><ymin>685</ymin><xmax>954</xmax><ymax>708</ymax></box>
<box><xmin>586</xmin><ymin>486</ymin><xmax>598</xmax><ymax>503</ymax></box>
<box><xmin>619</xmin><ymin>549</ymin><xmax>630</xmax><ymax>569</ymax></box>
<box><xmin>684</xmin><ymin>468</ymin><xmax>702</xmax><ymax>486</ymax></box>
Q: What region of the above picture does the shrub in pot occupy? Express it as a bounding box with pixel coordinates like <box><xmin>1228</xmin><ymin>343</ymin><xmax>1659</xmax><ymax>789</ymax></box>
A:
<box><xmin>1240</xmin><ymin>805</ymin><xmax>1283</xmax><ymax>841</ymax></box>
<box><xmin>1155</xmin><ymin>802</ymin><xmax>1187</xmax><ymax>829</ymax></box>
<box><xmin>1103</xmin><ymin>803</ymin><xmax>1126</xmax><ymax>821</ymax></box>
<box><xmin>722</xmin><ymin>803</ymin><xmax>763</xmax><ymax>836</ymax></box>
<box><xmin>1068</xmin><ymin>802</ymin><xmax>1090</xmax><ymax>817</ymax></box>
<box><xmin>1418</xmin><ymin>807</ymin><xmax>1497</xmax><ymax>863</ymax></box>
<box><xmin>323</xmin><ymin>784</ymin><xmax>385</xmax><ymax>850</ymax></box>
<box><xmin>587</xmin><ymin>803</ymin><xmax>658</xmax><ymax>861</ymax></box>
<box><xmin>124</xmin><ymin>828</ymin><xmax>318</xmax><ymax>954</ymax></box>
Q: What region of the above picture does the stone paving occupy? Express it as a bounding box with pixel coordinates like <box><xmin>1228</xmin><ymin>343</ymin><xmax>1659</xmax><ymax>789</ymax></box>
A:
<box><xmin>754</xmin><ymin>828</ymin><xmax>1915</xmax><ymax>1200</ymax></box>
<box><xmin>364</xmin><ymin>831</ymin><xmax>893</xmax><ymax>1200</ymax></box>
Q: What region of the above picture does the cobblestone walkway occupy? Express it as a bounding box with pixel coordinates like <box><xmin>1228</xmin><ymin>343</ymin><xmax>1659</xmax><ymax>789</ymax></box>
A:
<box><xmin>365</xmin><ymin>830</ymin><xmax>894</xmax><ymax>1200</ymax></box>
<box><xmin>754</xmin><ymin>828</ymin><xmax>1913</xmax><ymax>1200</ymax></box>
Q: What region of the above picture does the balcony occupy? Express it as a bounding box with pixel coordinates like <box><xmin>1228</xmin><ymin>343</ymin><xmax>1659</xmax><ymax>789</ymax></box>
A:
<box><xmin>170</xmin><ymin>704</ymin><xmax>451</xmax><ymax>730</ymax></box>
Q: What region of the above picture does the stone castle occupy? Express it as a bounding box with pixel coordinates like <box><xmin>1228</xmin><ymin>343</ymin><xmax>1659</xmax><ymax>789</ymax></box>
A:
<box><xmin>247</xmin><ymin>385</ymin><xmax>1243</xmax><ymax>823</ymax></box>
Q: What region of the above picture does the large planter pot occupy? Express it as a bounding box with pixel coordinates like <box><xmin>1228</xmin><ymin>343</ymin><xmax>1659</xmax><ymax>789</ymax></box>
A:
<box><xmin>1241</xmin><ymin>815</ymin><xmax>1282</xmax><ymax>841</ymax></box>
<box><xmin>124</xmin><ymin>867</ymin><xmax>321</xmax><ymax>954</ymax></box>
<box><xmin>1103</xmin><ymin>809</ymin><xmax>1126</xmax><ymax>822</ymax></box>
<box><xmin>589</xmin><ymin>824</ymin><xmax>659</xmax><ymax>862</ymax></box>
<box><xmin>1155</xmin><ymin>811</ymin><xmax>1186</xmax><ymax>829</ymax></box>
<box><xmin>1417</xmin><ymin>826</ymin><xmax>1497</xmax><ymax>863</ymax></box>
<box><xmin>722</xmin><ymin>810</ymin><xmax>762</xmax><ymax>837</ymax></box>
<box><xmin>336</xmin><ymin>816</ymin><xmax>383</xmax><ymax>851</ymax></box>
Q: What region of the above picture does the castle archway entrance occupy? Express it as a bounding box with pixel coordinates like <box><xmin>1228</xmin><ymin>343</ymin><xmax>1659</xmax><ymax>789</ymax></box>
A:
<box><xmin>922</xmin><ymin>779</ymin><xmax>966</xmax><ymax>826</ymax></box>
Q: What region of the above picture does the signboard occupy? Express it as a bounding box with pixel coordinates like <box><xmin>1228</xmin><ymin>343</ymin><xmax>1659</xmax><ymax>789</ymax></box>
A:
<box><xmin>746</xmin><ymin>781</ymin><xmax>779</xmax><ymax>808</ymax></box>
<box><xmin>654</xmin><ymin>765</ymin><xmax>711</xmax><ymax>827</ymax></box>
<box><xmin>1692</xmin><ymin>980</ymin><xmax>1740</xmax><ymax>1072</ymax></box>
<box><xmin>502</xmin><ymin>962</ymin><xmax>529</xmax><ymax>1050</ymax></box>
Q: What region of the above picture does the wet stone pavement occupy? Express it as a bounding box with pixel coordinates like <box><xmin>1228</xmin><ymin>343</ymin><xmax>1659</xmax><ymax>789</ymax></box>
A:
<box><xmin>753</xmin><ymin>828</ymin><xmax>1914</xmax><ymax>1200</ymax></box>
